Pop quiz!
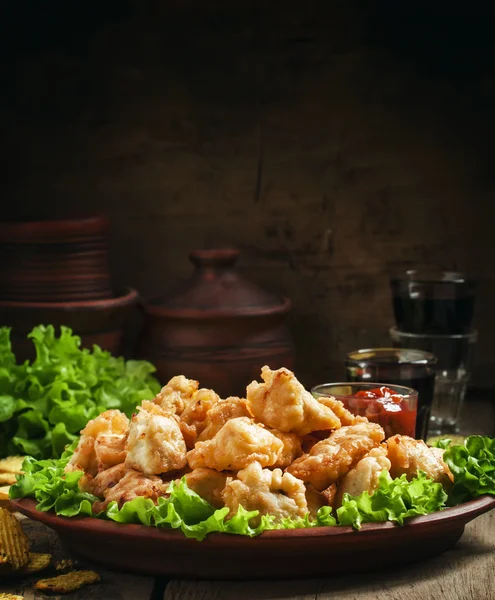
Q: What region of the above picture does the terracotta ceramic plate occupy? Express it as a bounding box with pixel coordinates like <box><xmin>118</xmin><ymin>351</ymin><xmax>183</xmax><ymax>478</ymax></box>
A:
<box><xmin>12</xmin><ymin>496</ymin><xmax>495</xmax><ymax>580</ymax></box>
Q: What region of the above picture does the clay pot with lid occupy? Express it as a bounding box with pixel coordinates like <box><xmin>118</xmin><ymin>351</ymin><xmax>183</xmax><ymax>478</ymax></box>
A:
<box><xmin>135</xmin><ymin>249</ymin><xmax>295</xmax><ymax>397</ymax></box>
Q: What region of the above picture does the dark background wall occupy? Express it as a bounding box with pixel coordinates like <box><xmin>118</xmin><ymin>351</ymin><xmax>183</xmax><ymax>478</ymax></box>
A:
<box><xmin>2</xmin><ymin>2</ymin><xmax>495</xmax><ymax>388</ymax></box>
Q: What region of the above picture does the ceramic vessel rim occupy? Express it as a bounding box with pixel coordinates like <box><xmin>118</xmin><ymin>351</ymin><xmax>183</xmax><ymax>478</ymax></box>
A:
<box><xmin>0</xmin><ymin>288</ymin><xmax>138</xmax><ymax>309</ymax></box>
<box><xmin>141</xmin><ymin>295</ymin><xmax>292</xmax><ymax>319</ymax></box>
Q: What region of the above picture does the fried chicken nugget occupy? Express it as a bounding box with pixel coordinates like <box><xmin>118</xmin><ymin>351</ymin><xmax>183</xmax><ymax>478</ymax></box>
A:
<box><xmin>187</xmin><ymin>417</ymin><xmax>283</xmax><ymax>471</ymax></box>
<box><xmin>287</xmin><ymin>422</ymin><xmax>385</xmax><ymax>491</ymax></box>
<box><xmin>197</xmin><ymin>397</ymin><xmax>252</xmax><ymax>442</ymax></box>
<box><xmin>316</xmin><ymin>396</ymin><xmax>367</xmax><ymax>426</ymax></box>
<box><xmin>334</xmin><ymin>445</ymin><xmax>391</xmax><ymax>508</ymax></box>
<box><xmin>154</xmin><ymin>377</ymin><xmax>220</xmax><ymax>448</ymax></box>
<box><xmin>183</xmin><ymin>468</ymin><xmax>231</xmax><ymax>508</ymax></box>
<box><xmin>178</xmin><ymin>388</ymin><xmax>221</xmax><ymax>448</ymax></box>
<box><xmin>222</xmin><ymin>461</ymin><xmax>308</xmax><ymax>526</ymax></box>
<box><xmin>247</xmin><ymin>366</ymin><xmax>341</xmax><ymax>435</ymax></box>
<box><xmin>125</xmin><ymin>401</ymin><xmax>187</xmax><ymax>475</ymax></box>
<box><xmin>92</xmin><ymin>468</ymin><xmax>169</xmax><ymax>513</ymax></box>
<box><xmin>66</xmin><ymin>410</ymin><xmax>130</xmax><ymax>476</ymax></box>
<box><xmin>154</xmin><ymin>375</ymin><xmax>199</xmax><ymax>414</ymax></box>
<box><xmin>305</xmin><ymin>484</ymin><xmax>329</xmax><ymax>520</ymax></box>
<box><xmin>387</xmin><ymin>435</ymin><xmax>453</xmax><ymax>488</ymax></box>
<box><xmin>269</xmin><ymin>429</ymin><xmax>303</xmax><ymax>468</ymax></box>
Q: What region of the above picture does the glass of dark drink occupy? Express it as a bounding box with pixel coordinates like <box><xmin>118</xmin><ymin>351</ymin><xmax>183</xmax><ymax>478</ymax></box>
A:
<box><xmin>345</xmin><ymin>348</ymin><xmax>437</xmax><ymax>441</ymax></box>
<box><xmin>390</xmin><ymin>270</ymin><xmax>476</xmax><ymax>335</ymax></box>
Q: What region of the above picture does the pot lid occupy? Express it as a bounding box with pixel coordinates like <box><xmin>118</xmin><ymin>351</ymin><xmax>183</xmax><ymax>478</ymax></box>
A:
<box><xmin>146</xmin><ymin>248</ymin><xmax>291</xmax><ymax>319</ymax></box>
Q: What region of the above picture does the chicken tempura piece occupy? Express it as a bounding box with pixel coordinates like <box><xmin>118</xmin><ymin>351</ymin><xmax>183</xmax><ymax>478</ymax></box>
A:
<box><xmin>334</xmin><ymin>445</ymin><xmax>391</xmax><ymax>508</ymax></box>
<box><xmin>182</xmin><ymin>468</ymin><xmax>231</xmax><ymax>508</ymax></box>
<box><xmin>66</xmin><ymin>410</ymin><xmax>130</xmax><ymax>476</ymax></box>
<box><xmin>178</xmin><ymin>388</ymin><xmax>221</xmax><ymax>448</ymax></box>
<box><xmin>79</xmin><ymin>463</ymin><xmax>127</xmax><ymax>497</ymax></box>
<box><xmin>197</xmin><ymin>397</ymin><xmax>252</xmax><ymax>442</ymax></box>
<box><xmin>92</xmin><ymin>468</ymin><xmax>169</xmax><ymax>513</ymax></box>
<box><xmin>154</xmin><ymin>375</ymin><xmax>199</xmax><ymax>414</ymax></box>
<box><xmin>94</xmin><ymin>434</ymin><xmax>127</xmax><ymax>471</ymax></box>
<box><xmin>222</xmin><ymin>461</ymin><xmax>308</xmax><ymax>526</ymax></box>
<box><xmin>287</xmin><ymin>422</ymin><xmax>385</xmax><ymax>491</ymax></box>
<box><xmin>316</xmin><ymin>396</ymin><xmax>367</xmax><ymax>426</ymax></box>
<box><xmin>305</xmin><ymin>484</ymin><xmax>328</xmax><ymax>520</ymax></box>
<box><xmin>387</xmin><ymin>435</ymin><xmax>453</xmax><ymax>488</ymax></box>
<box><xmin>125</xmin><ymin>401</ymin><xmax>187</xmax><ymax>476</ymax></box>
<box><xmin>187</xmin><ymin>417</ymin><xmax>283</xmax><ymax>471</ymax></box>
<box><xmin>154</xmin><ymin>377</ymin><xmax>220</xmax><ymax>448</ymax></box>
<box><xmin>246</xmin><ymin>366</ymin><xmax>341</xmax><ymax>435</ymax></box>
<box><xmin>269</xmin><ymin>430</ymin><xmax>303</xmax><ymax>468</ymax></box>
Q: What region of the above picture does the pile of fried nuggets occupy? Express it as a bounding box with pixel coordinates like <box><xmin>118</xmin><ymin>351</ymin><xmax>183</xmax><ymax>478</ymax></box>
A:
<box><xmin>68</xmin><ymin>366</ymin><xmax>454</xmax><ymax>524</ymax></box>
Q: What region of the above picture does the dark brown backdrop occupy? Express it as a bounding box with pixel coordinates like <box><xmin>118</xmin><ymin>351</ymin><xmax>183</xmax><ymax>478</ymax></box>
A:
<box><xmin>2</xmin><ymin>2</ymin><xmax>495</xmax><ymax>388</ymax></box>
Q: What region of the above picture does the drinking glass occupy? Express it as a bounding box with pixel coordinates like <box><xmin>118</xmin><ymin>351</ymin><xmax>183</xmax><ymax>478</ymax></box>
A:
<box><xmin>390</xmin><ymin>327</ymin><xmax>478</xmax><ymax>435</ymax></box>
<box><xmin>345</xmin><ymin>348</ymin><xmax>437</xmax><ymax>440</ymax></box>
<box><xmin>312</xmin><ymin>382</ymin><xmax>418</xmax><ymax>438</ymax></box>
<box><xmin>390</xmin><ymin>269</ymin><xmax>476</xmax><ymax>335</ymax></box>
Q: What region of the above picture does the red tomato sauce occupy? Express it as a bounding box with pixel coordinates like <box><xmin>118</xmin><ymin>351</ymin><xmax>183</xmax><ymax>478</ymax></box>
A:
<box><xmin>341</xmin><ymin>386</ymin><xmax>417</xmax><ymax>438</ymax></box>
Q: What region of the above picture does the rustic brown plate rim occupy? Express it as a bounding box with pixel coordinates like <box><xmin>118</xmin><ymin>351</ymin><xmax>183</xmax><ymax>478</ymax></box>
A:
<box><xmin>12</xmin><ymin>495</ymin><xmax>495</xmax><ymax>543</ymax></box>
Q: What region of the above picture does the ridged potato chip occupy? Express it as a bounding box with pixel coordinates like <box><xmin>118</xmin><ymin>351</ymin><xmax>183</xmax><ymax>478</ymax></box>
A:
<box><xmin>35</xmin><ymin>570</ymin><xmax>100</xmax><ymax>593</ymax></box>
<box><xmin>55</xmin><ymin>558</ymin><xmax>76</xmax><ymax>573</ymax></box>
<box><xmin>0</xmin><ymin>457</ymin><xmax>24</xmax><ymax>475</ymax></box>
<box><xmin>0</xmin><ymin>474</ymin><xmax>16</xmax><ymax>487</ymax></box>
<box><xmin>0</xmin><ymin>594</ymin><xmax>24</xmax><ymax>600</ymax></box>
<box><xmin>0</xmin><ymin>509</ymin><xmax>29</xmax><ymax>570</ymax></box>
<box><xmin>20</xmin><ymin>552</ymin><xmax>52</xmax><ymax>574</ymax></box>
<box><xmin>0</xmin><ymin>487</ymin><xmax>10</xmax><ymax>501</ymax></box>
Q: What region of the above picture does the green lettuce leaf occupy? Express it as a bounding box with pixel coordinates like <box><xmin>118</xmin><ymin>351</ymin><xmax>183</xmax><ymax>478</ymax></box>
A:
<box><xmin>0</xmin><ymin>325</ymin><xmax>161</xmax><ymax>459</ymax></box>
<box><xmin>337</xmin><ymin>470</ymin><xmax>448</xmax><ymax>529</ymax></box>
<box><xmin>11</xmin><ymin>436</ymin><xmax>495</xmax><ymax>540</ymax></box>
<box><xmin>443</xmin><ymin>435</ymin><xmax>495</xmax><ymax>505</ymax></box>
<box><xmin>10</xmin><ymin>448</ymin><xmax>337</xmax><ymax>540</ymax></box>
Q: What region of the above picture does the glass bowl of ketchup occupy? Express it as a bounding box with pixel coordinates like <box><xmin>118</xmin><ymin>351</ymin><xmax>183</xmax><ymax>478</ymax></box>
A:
<box><xmin>311</xmin><ymin>382</ymin><xmax>418</xmax><ymax>438</ymax></box>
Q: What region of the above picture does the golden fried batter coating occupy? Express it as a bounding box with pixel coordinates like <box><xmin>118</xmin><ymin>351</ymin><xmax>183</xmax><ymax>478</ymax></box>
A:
<box><xmin>305</xmin><ymin>484</ymin><xmax>328</xmax><ymax>520</ymax></box>
<box><xmin>183</xmin><ymin>468</ymin><xmax>231</xmax><ymax>508</ymax></box>
<box><xmin>186</xmin><ymin>417</ymin><xmax>283</xmax><ymax>471</ymax></box>
<box><xmin>154</xmin><ymin>375</ymin><xmax>199</xmax><ymax>414</ymax></box>
<box><xmin>287</xmin><ymin>422</ymin><xmax>385</xmax><ymax>491</ymax></box>
<box><xmin>197</xmin><ymin>397</ymin><xmax>251</xmax><ymax>442</ymax></box>
<box><xmin>178</xmin><ymin>388</ymin><xmax>221</xmax><ymax>448</ymax></box>
<box><xmin>79</xmin><ymin>463</ymin><xmax>127</xmax><ymax>497</ymax></box>
<box><xmin>125</xmin><ymin>401</ymin><xmax>187</xmax><ymax>476</ymax></box>
<box><xmin>222</xmin><ymin>461</ymin><xmax>308</xmax><ymax>525</ymax></box>
<box><xmin>92</xmin><ymin>468</ymin><xmax>168</xmax><ymax>513</ymax></box>
<box><xmin>386</xmin><ymin>435</ymin><xmax>453</xmax><ymax>488</ymax></box>
<box><xmin>66</xmin><ymin>410</ymin><xmax>129</xmax><ymax>476</ymax></box>
<box><xmin>94</xmin><ymin>434</ymin><xmax>127</xmax><ymax>471</ymax></box>
<box><xmin>316</xmin><ymin>396</ymin><xmax>368</xmax><ymax>426</ymax></box>
<box><xmin>269</xmin><ymin>429</ymin><xmax>303</xmax><ymax>468</ymax></box>
<box><xmin>334</xmin><ymin>445</ymin><xmax>391</xmax><ymax>507</ymax></box>
<box><xmin>247</xmin><ymin>366</ymin><xmax>341</xmax><ymax>435</ymax></box>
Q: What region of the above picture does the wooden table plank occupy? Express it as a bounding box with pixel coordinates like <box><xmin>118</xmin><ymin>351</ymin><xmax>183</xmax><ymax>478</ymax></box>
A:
<box><xmin>164</xmin><ymin>510</ymin><xmax>495</xmax><ymax>600</ymax></box>
<box><xmin>0</xmin><ymin>518</ymin><xmax>155</xmax><ymax>600</ymax></box>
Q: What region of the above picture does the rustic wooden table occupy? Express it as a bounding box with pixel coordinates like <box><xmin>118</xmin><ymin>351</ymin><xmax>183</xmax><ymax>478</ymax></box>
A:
<box><xmin>1</xmin><ymin>397</ymin><xmax>494</xmax><ymax>600</ymax></box>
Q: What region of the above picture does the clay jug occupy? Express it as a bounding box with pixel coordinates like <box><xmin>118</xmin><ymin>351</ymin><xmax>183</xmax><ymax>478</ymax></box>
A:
<box><xmin>136</xmin><ymin>248</ymin><xmax>294</xmax><ymax>397</ymax></box>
